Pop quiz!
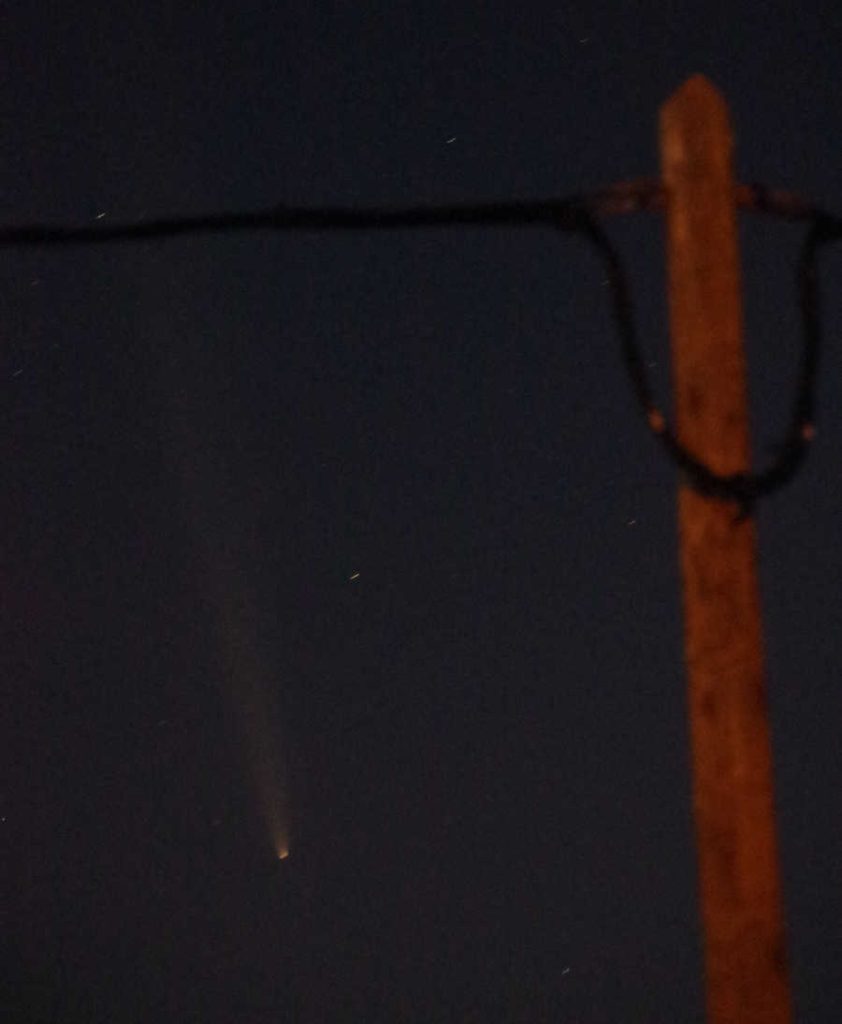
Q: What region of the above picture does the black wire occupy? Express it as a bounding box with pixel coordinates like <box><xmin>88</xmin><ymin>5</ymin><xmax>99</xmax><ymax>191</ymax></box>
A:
<box><xmin>2</xmin><ymin>182</ymin><xmax>841</xmax><ymax>515</ymax></box>
<box><xmin>0</xmin><ymin>198</ymin><xmax>594</xmax><ymax>246</ymax></box>
<box><xmin>576</xmin><ymin>200</ymin><xmax>842</xmax><ymax>519</ymax></box>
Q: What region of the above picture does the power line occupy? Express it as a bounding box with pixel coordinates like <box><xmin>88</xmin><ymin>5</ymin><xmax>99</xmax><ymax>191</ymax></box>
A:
<box><xmin>0</xmin><ymin>179</ymin><xmax>832</xmax><ymax>247</ymax></box>
<box><xmin>0</xmin><ymin>179</ymin><xmax>660</xmax><ymax>246</ymax></box>
<box><xmin>2</xmin><ymin>178</ymin><xmax>840</xmax><ymax>515</ymax></box>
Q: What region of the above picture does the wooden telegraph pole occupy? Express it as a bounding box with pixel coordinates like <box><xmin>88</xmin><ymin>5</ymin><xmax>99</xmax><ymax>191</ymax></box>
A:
<box><xmin>660</xmin><ymin>76</ymin><xmax>792</xmax><ymax>1023</ymax></box>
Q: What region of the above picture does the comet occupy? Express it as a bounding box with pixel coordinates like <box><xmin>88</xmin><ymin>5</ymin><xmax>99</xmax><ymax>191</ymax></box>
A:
<box><xmin>156</xmin><ymin>336</ymin><xmax>292</xmax><ymax>864</ymax></box>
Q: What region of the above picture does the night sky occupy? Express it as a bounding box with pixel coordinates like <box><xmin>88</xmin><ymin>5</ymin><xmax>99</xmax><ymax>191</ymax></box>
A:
<box><xmin>3</xmin><ymin>5</ymin><xmax>842</xmax><ymax>1023</ymax></box>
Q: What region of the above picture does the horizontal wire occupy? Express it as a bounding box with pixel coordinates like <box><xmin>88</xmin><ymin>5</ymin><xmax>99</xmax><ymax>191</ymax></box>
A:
<box><xmin>1</xmin><ymin>179</ymin><xmax>840</xmax><ymax>247</ymax></box>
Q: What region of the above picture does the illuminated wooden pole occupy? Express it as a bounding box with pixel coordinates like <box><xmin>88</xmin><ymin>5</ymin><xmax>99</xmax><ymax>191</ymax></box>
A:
<box><xmin>659</xmin><ymin>76</ymin><xmax>792</xmax><ymax>1024</ymax></box>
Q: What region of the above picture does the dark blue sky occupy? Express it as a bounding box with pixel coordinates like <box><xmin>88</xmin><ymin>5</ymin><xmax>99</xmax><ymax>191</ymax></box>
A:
<box><xmin>3</xmin><ymin>5</ymin><xmax>842</xmax><ymax>1022</ymax></box>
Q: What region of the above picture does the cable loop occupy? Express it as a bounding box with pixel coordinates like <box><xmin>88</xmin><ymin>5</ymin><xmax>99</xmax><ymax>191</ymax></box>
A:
<box><xmin>2</xmin><ymin>179</ymin><xmax>840</xmax><ymax>515</ymax></box>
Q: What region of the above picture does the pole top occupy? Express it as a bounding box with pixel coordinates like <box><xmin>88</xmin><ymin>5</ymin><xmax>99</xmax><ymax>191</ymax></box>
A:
<box><xmin>660</xmin><ymin>75</ymin><xmax>734</xmax><ymax>183</ymax></box>
<box><xmin>661</xmin><ymin>75</ymin><xmax>731</xmax><ymax>128</ymax></box>
<box><xmin>664</xmin><ymin>74</ymin><xmax>727</xmax><ymax>109</ymax></box>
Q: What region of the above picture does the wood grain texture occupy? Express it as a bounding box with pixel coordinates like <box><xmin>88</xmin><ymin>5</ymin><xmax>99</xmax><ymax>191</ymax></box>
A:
<box><xmin>660</xmin><ymin>75</ymin><xmax>792</xmax><ymax>1024</ymax></box>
